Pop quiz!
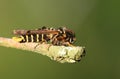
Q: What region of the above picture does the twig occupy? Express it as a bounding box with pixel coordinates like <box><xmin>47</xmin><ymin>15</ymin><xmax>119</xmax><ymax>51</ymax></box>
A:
<box><xmin>0</xmin><ymin>37</ymin><xmax>85</xmax><ymax>63</ymax></box>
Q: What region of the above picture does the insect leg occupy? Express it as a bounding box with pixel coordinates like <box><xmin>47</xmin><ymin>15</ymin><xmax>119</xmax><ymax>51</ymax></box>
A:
<box><xmin>62</xmin><ymin>41</ymin><xmax>74</xmax><ymax>46</ymax></box>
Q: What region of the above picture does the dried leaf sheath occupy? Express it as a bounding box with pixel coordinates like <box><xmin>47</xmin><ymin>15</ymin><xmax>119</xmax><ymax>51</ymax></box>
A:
<box><xmin>0</xmin><ymin>37</ymin><xmax>85</xmax><ymax>63</ymax></box>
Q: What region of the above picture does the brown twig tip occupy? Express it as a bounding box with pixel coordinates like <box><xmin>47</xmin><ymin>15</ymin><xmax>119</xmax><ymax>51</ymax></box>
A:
<box><xmin>0</xmin><ymin>37</ymin><xmax>86</xmax><ymax>63</ymax></box>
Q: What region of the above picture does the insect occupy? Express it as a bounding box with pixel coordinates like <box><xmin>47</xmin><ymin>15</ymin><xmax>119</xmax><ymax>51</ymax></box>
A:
<box><xmin>12</xmin><ymin>26</ymin><xmax>76</xmax><ymax>46</ymax></box>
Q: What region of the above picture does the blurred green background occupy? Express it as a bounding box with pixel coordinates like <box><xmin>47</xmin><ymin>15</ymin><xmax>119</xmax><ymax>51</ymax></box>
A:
<box><xmin>0</xmin><ymin>0</ymin><xmax>120</xmax><ymax>79</ymax></box>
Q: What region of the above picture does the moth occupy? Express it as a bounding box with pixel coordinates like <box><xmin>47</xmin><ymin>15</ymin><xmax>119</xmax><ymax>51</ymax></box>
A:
<box><xmin>12</xmin><ymin>26</ymin><xmax>76</xmax><ymax>46</ymax></box>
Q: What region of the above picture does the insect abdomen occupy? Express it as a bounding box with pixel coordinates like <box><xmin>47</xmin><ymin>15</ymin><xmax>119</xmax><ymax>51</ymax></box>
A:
<box><xmin>20</xmin><ymin>34</ymin><xmax>50</xmax><ymax>43</ymax></box>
